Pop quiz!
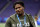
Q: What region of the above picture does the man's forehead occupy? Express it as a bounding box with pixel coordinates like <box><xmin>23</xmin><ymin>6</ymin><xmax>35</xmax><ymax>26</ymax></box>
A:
<box><xmin>15</xmin><ymin>4</ymin><xmax>22</xmax><ymax>8</ymax></box>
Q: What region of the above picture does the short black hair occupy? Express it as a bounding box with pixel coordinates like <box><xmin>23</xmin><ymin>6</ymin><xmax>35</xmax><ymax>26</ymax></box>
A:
<box><xmin>13</xmin><ymin>1</ymin><xmax>24</xmax><ymax>9</ymax></box>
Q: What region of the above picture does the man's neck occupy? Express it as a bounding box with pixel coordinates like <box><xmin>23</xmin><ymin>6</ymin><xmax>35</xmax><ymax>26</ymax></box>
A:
<box><xmin>18</xmin><ymin>13</ymin><xmax>24</xmax><ymax>17</ymax></box>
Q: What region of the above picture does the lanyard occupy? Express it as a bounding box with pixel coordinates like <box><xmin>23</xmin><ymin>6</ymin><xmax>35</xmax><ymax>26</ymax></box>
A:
<box><xmin>17</xmin><ymin>13</ymin><xmax>26</xmax><ymax>27</ymax></box>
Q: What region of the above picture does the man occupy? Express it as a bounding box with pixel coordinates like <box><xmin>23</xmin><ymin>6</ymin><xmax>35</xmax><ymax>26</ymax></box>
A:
<box><xmin>34</xmin><ymin>15</ymin><xmax>38</xmax><ymax>27</ymax></box>
<box><xmin>5</xmin><ymin>1</ymin><xmax>35</xmax><ymax>27</ymax></box>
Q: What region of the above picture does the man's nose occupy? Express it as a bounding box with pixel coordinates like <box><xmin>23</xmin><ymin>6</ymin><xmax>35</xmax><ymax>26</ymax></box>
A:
<box><xmin>17</xmin><ymin>8</ymin><xmax>20</xmax><ymax>10</ymax></box>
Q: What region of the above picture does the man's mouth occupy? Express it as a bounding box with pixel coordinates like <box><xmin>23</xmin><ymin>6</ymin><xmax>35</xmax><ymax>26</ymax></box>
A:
<box><xmin>18</xmin><ymin>11</ymin><xmax>20</xmax><ymax>13</ymax></box>
<box><xmin>17</xmin><ymin>11</ymin><xmax>21</xmax><ymax>14</ymax></box>
<box><xmin>16</xmin><ymin>10</ymin><xmax>22</xmax><ymax>14</ymax></box>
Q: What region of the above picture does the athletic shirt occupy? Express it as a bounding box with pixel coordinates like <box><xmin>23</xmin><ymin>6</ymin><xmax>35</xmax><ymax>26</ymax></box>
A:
<box><xmin>16</xmin><ymin>14</ymin><xmax>27</xmax><ymax>27</ymax></box>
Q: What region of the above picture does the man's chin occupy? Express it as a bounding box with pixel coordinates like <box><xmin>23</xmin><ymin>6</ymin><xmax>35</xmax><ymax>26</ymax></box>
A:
<box><xmin>17</xmin><ymin>13</ymin><xmax>21</xmax><ymax>14</ymax></box>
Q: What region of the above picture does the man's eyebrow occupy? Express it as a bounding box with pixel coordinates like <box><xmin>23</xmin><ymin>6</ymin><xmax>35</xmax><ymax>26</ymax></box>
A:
<box><xmin>18</xmin><ymin>7</ymin><xmax>20</xmax><ymax>8</ymax></box>
<box><xmin>15</xmin><ymin>7</ymin><xmax>20</xmax><ymax>9</ymax></box>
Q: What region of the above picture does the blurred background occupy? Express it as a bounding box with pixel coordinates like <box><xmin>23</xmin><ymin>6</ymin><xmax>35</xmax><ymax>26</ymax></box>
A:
<box><xmin>0</xmin><ymin>0</ymin><xmax>40</xmax><ymax>27</ymax></box>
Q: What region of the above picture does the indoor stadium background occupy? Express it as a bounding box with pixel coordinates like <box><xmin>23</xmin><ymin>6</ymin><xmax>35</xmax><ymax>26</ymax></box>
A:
<box><xmin>0</xmin><ymin>0</ymin><xmax>40</xmax><ymax>27</ymax></box>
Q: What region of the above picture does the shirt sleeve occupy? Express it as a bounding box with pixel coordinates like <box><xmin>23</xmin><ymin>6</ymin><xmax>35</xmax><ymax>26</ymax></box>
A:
<box><xmin>5</xmin><ymin>17</ymin><xmax>11</xmax><ymax>27</ymax></box>
<box><xmin>28</xmin><ymin>14</ymin><xmax>36</xmax><ymax>27</ymax></box>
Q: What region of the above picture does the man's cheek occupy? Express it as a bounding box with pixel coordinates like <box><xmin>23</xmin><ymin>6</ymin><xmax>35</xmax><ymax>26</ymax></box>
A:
<box><xmin>20</xmin><ymin>8</ymin><xmax>22</xmax><ymax>9</ymax></box>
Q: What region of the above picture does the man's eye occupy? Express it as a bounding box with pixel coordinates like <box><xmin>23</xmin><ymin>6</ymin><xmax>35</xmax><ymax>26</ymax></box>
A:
<box><xmin>15</xmin><ymin>8</ymin><xmax>17</xmax><ymax>9</ymax></box>
<box><xmin>18</xmin><ymin>7</ymin><xmax>20</xmax><ymax>8</ymax></box>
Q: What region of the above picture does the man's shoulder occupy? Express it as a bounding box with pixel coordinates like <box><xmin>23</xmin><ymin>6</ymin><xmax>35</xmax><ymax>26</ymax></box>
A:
<box><xmin>10</xmin><ymin>13</ymin><xmax>16</xmax><ymax>19</ymax></box>
<box><xmin>25</xmin><ymin>13</ymin><xmax>30</xmax><ymax>16</ymax></box>
<box><xmin>25</xmin><ymin>13</ymin><xmax>32</xmax><ymax>18</ymax></box>
<box><xmin>6</xmin><ymin>13</ymin><xmax>16</xmax><ymax>22</ymax></box>
<box><xmin>10</xmin><ymin>14</ymin><xmax>16</xmax><ymax>18</ymax></box>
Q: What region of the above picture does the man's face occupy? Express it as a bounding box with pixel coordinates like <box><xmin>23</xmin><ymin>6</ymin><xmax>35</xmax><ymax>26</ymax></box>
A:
<box><xmin>15</xmin><ymin>4</ymin><xmax>24</xmax><ymax>14</ymax></box>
